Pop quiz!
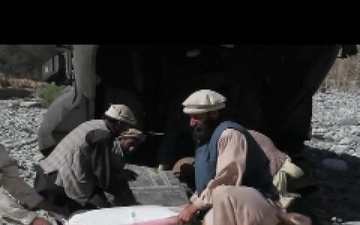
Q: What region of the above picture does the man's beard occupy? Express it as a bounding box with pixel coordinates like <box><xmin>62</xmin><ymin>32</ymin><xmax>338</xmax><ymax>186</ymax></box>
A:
<box><xmin>120</xmin><ymin>145</ymin><xmax>133</xmax><ymax>160</ymax></box>
<box><xmin>192</xmin><ymin>117</ymin><xmax>220</xmax><ymax>145</ymax></box>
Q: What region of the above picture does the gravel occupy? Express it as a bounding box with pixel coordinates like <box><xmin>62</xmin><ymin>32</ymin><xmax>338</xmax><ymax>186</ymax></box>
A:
<box><xmin>298</xmin><ymin>90</ymin><xmax>360</xmax><ymax>225</ymax></box>
<box><xmin>0</xmin><ymin>99</ymin><xmax>57</xmax><ymax>225</ymax></box>
<box><xmin>0</xmin><ymin>89</ymin><xmax>359</xmax><ymax>225</ymax></box>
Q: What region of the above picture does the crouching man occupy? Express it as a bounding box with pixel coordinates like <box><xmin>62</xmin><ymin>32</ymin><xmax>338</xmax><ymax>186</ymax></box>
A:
<box><xmin>34</xmin><ymin>104</ymin><xmax>138</xmax><ymax>214</ymax></box>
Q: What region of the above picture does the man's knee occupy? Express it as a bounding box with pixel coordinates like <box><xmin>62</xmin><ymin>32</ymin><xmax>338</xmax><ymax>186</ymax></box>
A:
<box><xmin>213</xmin><ymin>185</ymin><xmax>233</xmax><ymax>202</ymax></box>
<box><xmin>213</xmin><ymin>186</ymin><xmax>260</xmax><ymax>204</ymax></box>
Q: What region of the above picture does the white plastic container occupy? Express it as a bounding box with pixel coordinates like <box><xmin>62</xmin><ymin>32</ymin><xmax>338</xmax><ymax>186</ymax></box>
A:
<box><xmin>66</xmin><ymin>205</ymin><xmax>183</xmax><ymax>225</ymax></box>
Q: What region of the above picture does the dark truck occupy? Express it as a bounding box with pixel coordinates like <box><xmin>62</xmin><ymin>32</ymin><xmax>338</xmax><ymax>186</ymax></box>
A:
<box><xmin>38</xmin><ymin>45</ymin><xmax>357</xmax><ymax>168</ymax></box>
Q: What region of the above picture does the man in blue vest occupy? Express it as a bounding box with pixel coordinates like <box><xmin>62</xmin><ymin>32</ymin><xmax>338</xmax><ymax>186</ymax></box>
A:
<box><xmin>176</xmin><ymin>89</ymin><xmax>282</xmax><ymax>225</ymax></box>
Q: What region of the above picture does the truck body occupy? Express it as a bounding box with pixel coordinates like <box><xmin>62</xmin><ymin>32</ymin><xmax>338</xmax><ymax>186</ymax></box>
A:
<box><xmin>38</xmin><ymin>45</ymin><xmax>356</xmax><ymax>167</ymax></box>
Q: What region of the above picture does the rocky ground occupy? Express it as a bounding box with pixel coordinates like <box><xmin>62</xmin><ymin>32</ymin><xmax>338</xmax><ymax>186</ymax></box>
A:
<box><xmin>0</xmin><ymin>90</ymin><xmax>359</xmax><ymax>225</ymax></box>
<box><xmin>294</xmin><ymin>90</ymin><xmax>360</xmax><ymax>225</ymax></box>
<box><xmin>0</xmin><ymin>96</ymin><xmax>58</xmax><ymax>225</ymax></box>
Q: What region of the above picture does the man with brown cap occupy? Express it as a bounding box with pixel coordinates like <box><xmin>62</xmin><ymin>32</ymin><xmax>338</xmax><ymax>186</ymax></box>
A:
<box><xmin>106</xmin><ymin>128</ymin><xmax>146</xmax><ymax>205</ymax></box>
<box><xmin>34</xmin><ymin>104</ymin><xmax>138</xmax><ymax>214</ymax></box>
<box><xmin>177</xmin><ymin>89</ymin><xmax>282</xmax><ymax>225</ymax></box>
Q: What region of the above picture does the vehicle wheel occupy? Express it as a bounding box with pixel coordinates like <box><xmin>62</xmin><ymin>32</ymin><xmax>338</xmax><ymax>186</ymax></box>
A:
<box><xmin>172</xmin><ymin>157</ymin><xmax>196</xmax><ymax>192</ymax></box>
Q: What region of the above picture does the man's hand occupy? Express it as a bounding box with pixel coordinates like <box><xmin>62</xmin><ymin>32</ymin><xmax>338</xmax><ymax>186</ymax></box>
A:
<box><xmin>35</xmin><ymin>199</ymin><xmax>70</xmax><ymax>217</ymax></box>
<box><xmin>276</xmin><ymin>211</ymin><xmax>312</xmax><ymax>225</ymax></box>
<box><xmin>30</xmin><ymin>217</ymin><xmax>51</xmax><ymax>225</ymax></box>
<box><xmin>177</xmin><ymin>203</ymin><xmax>199</xmax><ymax>224</ymax></box>
<box><xmin>88</xmin><ymin>193</ymin><xmax>113</xmax><ymax>209</ymax></box>
<box><xmin>117</xmin><ymin>169</ymin><xmax>138</xmax><ymax>181</ymax></box>
<box><xmin>179</xmin><ymin>203</ymin><xmax>190</xmax><ymax>209</ymax></box>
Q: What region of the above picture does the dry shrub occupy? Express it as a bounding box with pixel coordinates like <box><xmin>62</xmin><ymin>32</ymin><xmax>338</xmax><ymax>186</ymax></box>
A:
<box><xmin>37</xmin><ymin>83</ymin><xmax>65</xmax><ymax>108</ymax></box>
<box><xmin>0</xmin><ymin>76</ymin><xmax>11</xmax><ymax>88</ymax></box>
<box><xmin>0</xmin><ymin>77</ymin><xmax>45</xmax><ymax>90</ymax></box>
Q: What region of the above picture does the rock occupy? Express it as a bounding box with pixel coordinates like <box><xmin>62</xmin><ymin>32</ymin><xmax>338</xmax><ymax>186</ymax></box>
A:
<box><xmin>323</xmin><ymin>131</ymin><xmax>336</xmax><ymax>140</ymax></box>
<box><xmin>321</xmin><ymin>158</ymin><xmax>348</xmax><ymax>172</ymax></box>
<box><xmin>312</xmin><ymin>128</ymin><xmax>328</xmax><ymax>139</ymax></box>
<box><xmin>339</xmin><ymin>137</ymin><xmax>356</xmax><ymax>145</ymax></box>
<box><xmin>331</xmin><ymin>145</ymin><xmax>350</xmax><ymax>153</ymax></box>
<box><xmin>339</xmin><ymin>117</ymin><xmax>358</xmax><ymax>126</ymax></box>
<box><xmin>0</xmin><ymin>88</ymin><xmax>33</xmax><ymax>100</ymax></box>
<box><xmin>350</xmin><ymin>126</ymin><xmax>360</xmax><ymax>136</ymax></box>
<box><xmin>19</xmin><ymin>101</ymin><xmax>41</xmax><ymax>108</ymax></box>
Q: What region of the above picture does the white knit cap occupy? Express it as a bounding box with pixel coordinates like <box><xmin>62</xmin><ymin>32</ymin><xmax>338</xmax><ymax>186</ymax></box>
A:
<box><xmin>182</xmin><ymin>89</ymin><xmax>227</xmax><ymax>114</ymax></box>
<box><xmin>105</xmin><ymin>104</ymin><xmax>137</xmax><ymax>126</ymax></box>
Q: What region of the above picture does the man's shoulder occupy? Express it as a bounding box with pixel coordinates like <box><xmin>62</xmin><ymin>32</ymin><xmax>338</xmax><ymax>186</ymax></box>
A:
<box><xmin>69</xmin><ymin>120</ymin><xmax>107</xmax><ymax>135</ymax></box>
<box><xmin>216</xmin><ymin>121</ymin><xmax>245</xmax><ymax>133</ymax></box>
<box><xmin>219</xmin><ymin>128</ymin><xmax>245</xmax><ymax>139</ymax></box>
<box><xmin>85</xmin><ymin>129</ymin><xmax>113</xmax><ymax>146</ymax></box>
<box><xmin>79</xmin><ymin>119</ymin><xmax>106</xmax><ymax>127</ymax></box>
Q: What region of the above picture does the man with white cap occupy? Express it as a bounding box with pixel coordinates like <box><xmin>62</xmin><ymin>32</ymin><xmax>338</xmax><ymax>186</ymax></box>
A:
<box><xmin>34</xmin><ymin>104</ymin><xmax>138</xmax><ymax>214</ymax></box>
<box><xmin>174</xmin><ymin>128</ymin><xmax>305</xmax><ymax>210</ymax></box>
<box><xmin>177</xmin><ymin>89</ymin><xmax>282</xmax><ymax>225</ymax></box>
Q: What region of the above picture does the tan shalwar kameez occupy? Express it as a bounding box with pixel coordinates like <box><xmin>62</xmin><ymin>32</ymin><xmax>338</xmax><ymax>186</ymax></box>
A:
<box><xmin>0</xmin><ymin>144</ymin><xmax>43</xmax><ymax>225</ymax></box>
<box><xmin>190</xmin><ymin>129</ymin><xmax>280</xmax><ymax>225</ymax></box>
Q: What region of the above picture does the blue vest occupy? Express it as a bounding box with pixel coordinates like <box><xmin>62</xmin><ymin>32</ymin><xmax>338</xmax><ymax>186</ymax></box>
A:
<box><xmin>194</xmin><ymin>121</ymin><xmax>278</xmax><ymax>200</ymax></box>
